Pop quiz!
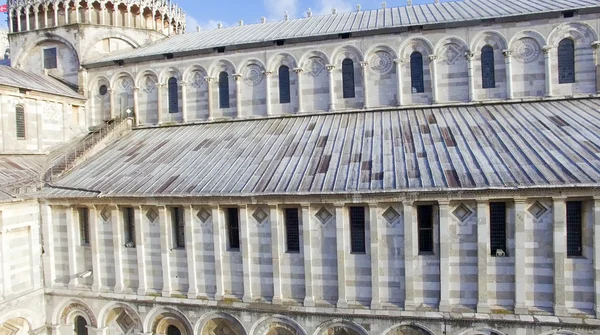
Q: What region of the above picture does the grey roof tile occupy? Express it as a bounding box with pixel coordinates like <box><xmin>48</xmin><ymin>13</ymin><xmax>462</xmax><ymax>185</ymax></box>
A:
<box><xmin>0</xmin><ymin>66</ymin><xmax>84</xmax><ymax>99</ymax></box>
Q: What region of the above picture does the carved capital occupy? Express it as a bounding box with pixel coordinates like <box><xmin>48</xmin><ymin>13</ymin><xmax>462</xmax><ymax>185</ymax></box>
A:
<box><xmin>464</xmin><ymin>50</ymin><xmax>474</xmax><ymax>59</ymax></box>
<box><xmin>233</xmin><ymin>74</ymin><xmax>242</xmax><ymax>81</ymax></box>
<box><xmin>394</xmin><ymin>58</ymin><xmax>405</xmax><ymax>64</ymax></box>
<box><xmin>262</xmin><ymin>70</ymin><xmax>273</xmax><ymax>76</ymax></box>
<box><xmin>428</xmin><ymin>54</ymin><xmax>438</xmax><ymax>61</ymax></box>
<box><xmin>326</xmin><ymin>64</ymin><xmax>336</xmax><ymax>72</ymax></box>
<box><xmin>542</xmin><ymin>45</ymin><xmax>553</xmax><ymax>54</ymax></box>
<box><xmin>293</xmin><ymin>67</ymin><xmax>303</xmax><ymax>74</ymax></box>
<box><xmin>204</xmin><ymin>76</ymin><xmax>214</xmax><ymax>83</ymax></box>
<box><xmin>502</xmin><ymin>49</ymin><xmax>513</xmax><ymax>58</ymax></box>
<box><xmin>359</xmin><ymin>61</ymin><xmax>369</xmax><ymax>68</ymax></box>
<box><xmin>592</xmin><ymin>41</ymin><xmax>600</xmax><ymax>49</ymax></box>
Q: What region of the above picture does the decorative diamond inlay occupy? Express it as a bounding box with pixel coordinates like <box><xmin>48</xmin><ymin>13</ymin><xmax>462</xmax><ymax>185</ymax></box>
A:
<box><xmin>146</xmin><ymin>208</ymin><xmax>159</xmax><ymax>222</ymax></box>
<box><xmin>116</xmin><ymin>311</ymin><xmax>135</xmax><ymax>333</ymax></box>
<box><xmin>316</xmin><ymin>207</ymin><xmax>333</xmax><ymax>225</ymax></box>
<box><xmin>100</xmin><ymin>207</ymin><xmax>111</xmax><ymax>222</ymax></box>
<box><xmin>253</xmin><ymin>207</ymin><xmax>269</xmax><ymax>224</ymax></box>
<box><xmin>453</xmin><ymin>203</ymin><xmax>473</xmax><ymax>222</ymax></box>
<box><xmin>529</xmin><ymin>201</ymin><xmax>548</xmax><ymax>219</ymax></box>
<box><xmin>197</xmin><ymin>207</ymin><xmax>211</xmax><ymax>223</ymax></box>
<box><xmin>382</xmin><ymin>207</ymin><xmax>400</xmax><ymax>224</ymax></box>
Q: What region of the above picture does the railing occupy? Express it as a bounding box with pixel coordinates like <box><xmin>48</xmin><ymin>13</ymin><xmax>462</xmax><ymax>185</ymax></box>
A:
<box><xmin>43</xmin><ymin>116</ymin><xmax>131</xmax><ymax>183</ymax></box>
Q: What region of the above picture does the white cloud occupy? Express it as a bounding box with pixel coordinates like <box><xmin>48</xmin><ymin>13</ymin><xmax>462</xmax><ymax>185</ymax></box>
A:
<box><xmin>314</xmin><ymin>0</ymin><xmax>354</xmax><ymax>16</ymax></box>
<box><xmin>264</xmin><ymin>0</ymin><xmax>299</xmax><ymax>21</ymax></box>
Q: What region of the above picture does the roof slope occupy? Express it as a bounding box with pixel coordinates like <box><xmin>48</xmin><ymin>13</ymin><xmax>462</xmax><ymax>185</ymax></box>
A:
<box><xmin>0</xmin><ymin>155</ymin><xmax>47</xmax><ymax>201</ymax></box>
<box><xmin>45</xmin><ymin>99</ymin><xmax>600</xmax><ymax>198</ymax></box>
<box><xmin>0</xmin><ymin>66</ymin><xmax>84</xmax><ymax>99</ymax></box>
<box><xmin>89</xmin><ymin>0</ymin><xmax>600</xmax><ymax>64</ymax></box>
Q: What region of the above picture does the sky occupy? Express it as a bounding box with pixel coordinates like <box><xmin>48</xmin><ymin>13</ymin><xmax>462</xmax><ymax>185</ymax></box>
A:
<box><xmin>0</xmin><ymin>0</ymin><xmax>441</xmax><ymax>31</ymax></box>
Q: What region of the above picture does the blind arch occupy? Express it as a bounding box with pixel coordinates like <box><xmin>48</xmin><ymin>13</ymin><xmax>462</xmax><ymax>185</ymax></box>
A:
<box><xmin>410</xmin><ymin>52</ymin><xmax>425</xmax><ymax>93</ymax></box>
<box><xmin>342</xmin><ymin>58</ymin><xmax>355</xmax><ymax>98</ymax></box>
<box><xmin>167</xmin><ymin>77</ymin><xmax>179</xmax><ymax>113</ymax></box>
<box><xmin>278</xmin><ymin>65</ymin><xmax>291</xmax><ymax>104</ymax></box>
<box><xmin>481</xmin><ymin>45</ymin><xmax>496</xmax><ymax>88</ymax></box>
<box><xmin>218</xmin><ymin>71</ymin><xmax>230</xmax><ymax>108</ymax></box>
<box><xmin>558</xmin><ymin>38</ymin><xmax>575</xmax><ymax>84</ymax></box>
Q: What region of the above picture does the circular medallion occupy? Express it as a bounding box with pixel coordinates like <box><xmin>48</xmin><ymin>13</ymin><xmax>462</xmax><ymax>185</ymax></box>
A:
<box><xmin>244</xmin><ymin>64</ymin><xmax>263</xmax><ymax>86</ymax></box>
<box><xmin>514</xmin><ymin>37</ymin><xmax>541</xmax><ymax>63</ymax></box>
<box><xmin>369</xmin><ymin>51</ymin><xmax>393</xmax><ymax>74</ymax></box>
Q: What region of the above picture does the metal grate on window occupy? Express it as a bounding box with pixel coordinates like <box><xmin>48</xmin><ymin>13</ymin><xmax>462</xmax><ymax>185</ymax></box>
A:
<box><xmin>167</xmin><ymin>77</ymin><xmax>179</xmax><ymax>113</ymax></box>
<box><xmin>349</xmin><ymin>206</ymin><xmax>366</xmax><ymax>253</ymax></box>
<box><xmin>218</xmin><ymin>71</ymin><xmax>230</xmax><ymax>108</ymax></box>
<box><xmin>567</xmin><ymin>201</ymin><xmax>583</xmax><ymax>257</ymax></box>
<box><xmin>171</xmin><ymin>207</ymin><xmax>185</xmax><ymax>249</ymax></box>
<box><xmin>342</xmin><ymin>58</ymin><xmax>355</xmax><ymax>99</ymax></box>
<box><xmin>15</xmin><ymin>105</ymin><xmax>25</xmax><ymax>139</ymax></box>
<box><xmin>410</xmin><ymin>52</ymin><xmax>425</xmax><ymax>93</ymax></box>
<box><xmin>558</xmin><ymin>38</ymin><xmax>575</xmax><ymax>84</ymax></box>
<box><xmin>43</xmin><ymin>48</ymin><xmax>57</xmax><ymax>69</ymax></box>
<box><xmin>417</xmin><ymin>205</ymin><xmax>433</xmax><ymax>253</ymax></box>
<box><xmin>278</xmin><ymin>65</ymin><xmax>291</xmax><ymax>104</ymax></box>
<box><xmin>285</xmin><ymin>208</ymin><xmax>300</xmax><ymax>253</ymax></box>
<box><xmin>481</xmin><ymin>45</ymin><xmax>496</xmax><ymax>89</ymax></box>
<box><xmin>489</xmin><ymin>202</ymin><xmax>506</xmax><ymax>256</ymax></box>
<box><xmin>79</xmin><ymin>208</ymin><xmax>90</xmax><ymax>246</ymax></box>
<box><xmin>227</xmin><ymin>208</ymin><xmax>240</xmax><ymax>250</ymax></box>
<box><xmin>123</xmin><ymin>207</ymin><xmax>135</xmax><ymax>247</ymax></box>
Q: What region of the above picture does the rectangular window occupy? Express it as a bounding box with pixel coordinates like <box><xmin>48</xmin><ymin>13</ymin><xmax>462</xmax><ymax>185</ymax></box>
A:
<box><xmin>285</xmin><ymin>208</ymin><xmax>300</xmax><ymax>253</ymax></box>
<box><xmin>15</xmin><ymin>105</ymin><xmax>25</xmax><ymax>140</ymax></box>
<box><xmin>490</xmin><ymin>202</ymin><xmax>507</xmax><ymax>257</ymax></box>
<box><xmin>171</xmin><ymin>207</ymin><xmax>185</xmax><ymax>249</ymax></box>
<box><xmin>417</xmin><ymin>205</ymin><xmax>434</xmax><ymax>254</ymax></box>
<box><xmin>226</xmin><ymin>208</ymin><xmax>240</xmax><ymax>251</ymax></box>
<box><xmin>349</xmin><ymin>206</ymin><xmax>366</xmax><ymax>253</ymax></box>
<box><xmin>43</xmin><ymin>48</ymin><xmax>57</xmax><ymax>69</ymax></box>
<box><xmin>79</xmin><ymin>207</ymin><xmax>90</xmax><ymax>246</ymax></box>
<box><xmin>567</xmin><ymin>201</ymin><xmax>583</xmax><ymax>257</ymax></box>
<box><xmin>123</xmin><ymin>207</ymin><xmax>135</xmax><ymax>247</ymax></box>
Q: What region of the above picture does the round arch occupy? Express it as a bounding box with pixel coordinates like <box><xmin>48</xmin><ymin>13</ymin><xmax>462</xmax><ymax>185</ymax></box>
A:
<box><xmin>159</xmin><ymin>66</ymin><xmax>183</xmax><ymax>84</ymax></box>
<box><xmin>97</xmin><ymin>302</ymin><xmax>142</xmax><ymax>331</ymax></box>
<box><xmin>298</xmin><ymin>50</ymin><xmax>330</xmax><ymax>69</ymax></box>
<box><xmin>13</xmin><ymin>34</ymin><xmax>80</xmax><ymax>70</ymax></box>
<box><xmin>110</xmin><ymin>71</ymin><xmax>135</xmax><ymax>92</ymax></box>
<box><xmin>267</xmin><ymin>52</ymin><xmax>299</xmax><ymax>72</ymax></box>
<box><xmin>399</xmin><ymin>37</ymin><xmax>434</xmax><ymax>59</ymax></box>
<box><xmin>331</xmin><ymin>44</ymin><xmax>365</xmax><ymax>64</ymax></box>
<box><xmin>547</xmin><ymin>22</ymin><xmax>598</xmax><ymax>47</ymax></box>
<box><xmin>312</xmin><ymin>319</ymin><xmax>368</xmax><ymax>335</ymax></box>
<box><xmin>144</xmin><ymin>307</ymin><xmax>193</xmax><ymax>335</ymax></box>
<box><xmin>381</xmin><ymin>323</ymin><xmax>435</xmax><ymax>335</ymax></box>
<box><xmin>456</xmin><ymin>328</ymin><xmax>506</xmax><ymax>335</ymax></box>
<box><xmin>250</xmin><ymin>315</ymin><xmax>307</xmax><ymax>335</ymax></box>
<box><xmin>508</xmin><ymin>30</ymin><xmax>547</xmax><ymax>51</ymax></box>
<box><xmin>135</xmin><ymin>69</ymin><xmax>159</xmax><ymax>89</ymax></box>
<box><xmin>82</xmin><ymin>34</ymin><xmax>140</xmax><ymax>61</ymax></box>
<box><xmin>537</xmin><ymin>331</ymin><xmax>582</xmax><ymax>335</ymax></box>
<box><xmin>182</xmin><ymin>64</ymin><xmax>208</xmax><ymax>82</ymax></box>
<box><xmin>208</xmin><ymin>59</ymin><xmax>237</xmax><ymax>77</ymax></box>
<box><xmin>470</xmin><ymin>30</ymin><xmax>509</xmax><ymax>52</ymax></box>
<box><xmin>54</xmin><ymin>299</ymin><xmax>98</xmax><ymax>329</ymax></box>
<box><xmin>238</xmin><ymin>58</ymin><xmax>267</xmax><ymax>74</ymax></box>
<box><xmin>195</xmin><ymin>311</ymin><xmax>247</xmax><ymax>335</ymax></box>
<box><xmin>434</xmin><ymin>36</ymin><xmax>469</xmax><ymax>55</ymax></box>
<box><xmin>0</xmin><ymin>310</ymin><xmax>35</xmax><ymax>330</ymax></box>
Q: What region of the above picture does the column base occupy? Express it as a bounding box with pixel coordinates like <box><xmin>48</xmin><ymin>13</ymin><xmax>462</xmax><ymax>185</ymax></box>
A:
<box><xmin>215</xmin><ymin>293</ymin><xmax>224</xmax><ymax>301</ymax></box>
<box><xmin>514</xmin><ymin>304</ymin><xmax>528</xmax><ymax>315</ymax></box>
<box><xmin>438</xmin><ymin>301</ymin><xmax>451</xmax><ymax>312</ymax></box>
<box><xmin>337</xmin><ymin>299</ymin><xmax>348</xmax><ymax>308</ymax></box>
<box><xmin>554</xmin><ymin>304</ymin><xmax>569</xmax><ymax>317</ymax></box>
<box><xmin>595</xmin><ymin>306</ymin><xmax>600</xmax><ymax>319</ymax></box>
<box><xmin>370</xmin><ymin>300</ymin><xmax>381</xmax><ymax>310</ymax></box>
<box><xmin>242</xmin><ymin>295</ymin><xmax>252</xmax><ymax>303</ymax></box>
<box><xmin>161</xmin><ymin>290</ymin><xmax>171</xmax><ymax>298</ymax></box>
<box><xmin>187</xmin><ymin>290</ymin><xmax>199</xmax><ymax>299</ymax></box>
<box><xmin>114</xmin><ymin>285</ymin><xmax>124</xmax><ymax>294</ymax></box>
<box><xmin>304</xmin><ymin>297</ymin><xmax>315</xmax><ymax>307</ymax></box>
<box><xmin>272</xmin><ymin>296</ymin><xmax>283</xmax><ymax>305</ymax></box>
<box><xmin>477</xmin><ymin>303</ymin><xmax>491</xmax><ymax>314</ymax></box>
<box><xmin>404</xmin><ymin>300</ymin><xmax>416</xmax><ymax>311</ymax></box>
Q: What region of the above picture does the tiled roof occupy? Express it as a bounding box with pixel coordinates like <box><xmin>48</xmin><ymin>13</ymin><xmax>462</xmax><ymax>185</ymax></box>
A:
<box><xmin>44</xmin><ymin>99</ymin><xmax>600</xmax><ymax>198</ymax></box>
<box><xmin>0</xmin><ymin>155</ymin><xmax>47</xmax><ymax>201</ymax></box>
<box><xmin>87</xmin><ymin>0</ymin><xmax>600</xmax><ymax>65</ymax></box>
<box><xmin>0</xmin><ymin>66</ymin><xmax>85</xmax><ymax>100</ymax></box>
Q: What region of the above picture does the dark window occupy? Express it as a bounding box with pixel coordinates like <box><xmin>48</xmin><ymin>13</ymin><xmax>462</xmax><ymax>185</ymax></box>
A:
<box><xmin>417</xmin><ymin>205</ymin><xmax>433</xmax><ymax>253</ymax></box>
<box><xmin>12</xmin><ymin>17</ymin><xmax>18</xmax><ymax>33</ymax></box>
<box><xmin>218</xmin><ymin>71</ymin><xmax>230</xmax><ymax>108</ymax></box>
<box><xmin>98</xmin><ymin>85</ymin><xmax>108</xmax><ymax>96</ymax></box>
<box><xmin>349</xmin><ymin>206</ymin><xmax>366</xmax><ymax>253</ymax></box>
<box><xmin>171</xmin><ymin>207</ymin><xmax>185</xmax><ymax>249</ymax></box>
<box><xmin>567</xmin><ymin>201</ymin><xmax>583</xmax><ymax>257</ymax></box>
<box><xmin>481</xmin><ymin>45</ymin><xmax>496</xmax><ymax>89</ymax></box>
<box><xmin>15</xmin><ymin>105</ymin><xmax>25</xmax><ymax>140</ymax></box>
<box><xmin>342</xmin><ymin>58</ymin><xmax>355</xmax><ymax>98</ymax></box>
<box><xmin>79</xmin><ymin>208</ymin><xmax>90</xmax><ymax>246</ymax></box>
<box><xmin>558</xmin><ymin>38</ymin><xmax>575</xmax><ymax>84</ymax></box>
<box><xmin>123</xmin><ymin>207</ymin><xmax>135</xmax><ymax>247</ymax></box>
<box><xmin>43</xmin><ymin>48</ymin><xmax>57</xmax><ymax>69</ymax></box>
<box><xmin>285</xmin><ymin>208</ymin><xmax>300</xmax><ymax>253</ymax></box>
<box><xmin>227</xmin><ymin>208</ymin><xmax>240</xmax><ymax>250</ymax></box>
<box><xmin>490</xmin><ymin>202</ymin><xmax>507</xmax><ymax>256</ymax></box>
<box><xmin>410</xmin><ymin>51</ymin><xmax>424</xmax><ymax>93</ymax></box>
<box><xmin>74</xmin><ymin>316</ymin><xmax>88</xmax><ymax>335</ymax></box>
<box><xmin>563</xmin><ymin>10</ymin><xmax>575</xmax><ymax>18</ymax></box>
<box><xmin>167</xmin><ymin>77</ymin><xmax>179</xmax><ymax>113</ymax></box>
<box><xmin>278</xmin><ymin>65</ymin><xmax>291</xmax><ymax>104</ymax></box>
<box><xmin>166</xmin><ymin>325</ymin><xmax>181</xmax><ymax>335</ymax></box>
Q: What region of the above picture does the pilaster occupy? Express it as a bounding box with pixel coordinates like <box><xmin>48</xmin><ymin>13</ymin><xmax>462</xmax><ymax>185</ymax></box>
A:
<box><xmin>41</xmin><ymin>204</ymin><xmax>56</xmax><ymax>288</ymax></box>
<box><xmin>403</xmin><ymin>201</ymin><xmax>416</xmax><ymax>310</ymax></box>
<box><xmin>133</xmin><ymin>87</ymin><xmax>140</xmax><ymax>126</ymax></box>
<box><xmin>594</xmin><ymin>197</ymin><xmax>600</xmax><ymax>318</ymax></box>
<box><xmin>360</xmin><ymin>61</ymin><xmax>369</xmax><ymax>108</ymax></box>
<box><xmin>205</xmin><ymin>77</ymin><xmax>214</xmax><ymax>120</ymax></box>
<box><xmin>66</xmin><ymin>206</ymin><xmax>79</xmax><ymax>289</ymax></box>
<box><xmin>185</xmin><ymin>206</ymin><xmax>199</xmax><ymax>298</ymax></box>
<box><xmin>270</xmin><ymin>205</ymin><xmax>283</xmax><ymax>304</ymax></box>
<box><xmin>293</xmin><ymin>68</ymin><xmax>304</xmax><ymax>113</ymax></box>
<box><xmin>157</xmin><ymin>84</ymin><xmax>164</xmax><ymax>124</ymax></box>
<box><xmin>335</xmin><ymin>204</ymin><xmax>348</xmax><ymax>307</ymax></box>
<box><xmin>108</xmin><ymin>88</ymin><xmax>116</xmax><ymax>119</ymax></box>
<box><xmin>264</xmin><ymin>71</ymin><xmax>273</xmax><ymax>116</ymax></box>
<box><xmin>212</xmin><ymin>206</ymin><xmax>224</xmax><ymax>300</ymax></box>
<box><xmin>112</xmin><ymin>206</ymin><xmax>124</xmax><ymax>293</ymax></box>
<box><xmin>90</xmin><ymin>206</ymin><xmax>103</xmax><ymax>291</ymax></box>
<box><xmin>181</xmin><ymin>82</ymin><xmax>188</xmax><ymax>123</ymax></box>
<box><xmin>476</xmin><ymin>200</ymin><xmax>490</xmax><ymax>313</ymax></box>
<box><xmin>301</xmin><ymin>204</ymin><xmax>315</xmax><ymax>306</ymax></box>
<box><xmin>234</xmin><ymin>74</ymin><xmax>243</xmax><ymax>118</ymax></box>
<box><xmin>369</xmin><ymin>203</ymin><xmax>381</xmax><ymax>309</ymax></box>
<box><xmin>438</xmin><ymin>200</ymin><xmax>451</xmax><ymax>312</ymax></box>
<box><xmin>514</xmin><ymin>198</ymin><xmax>528</xmax><ymax>314</ymax></box>
<box><xmin>503</xmin><ymin>50</ymin><xmax>514</xmax><ymax>100</ymax></box>
<box><xmin>135</xmin><ymin>206</ymin><xmax>148</xmax><ymax>295</ymax></box>
<box><xmin>429</xmin><ymin>55</ymin><xmax>438</xmax><ymax>104</ymax></box>
<box><xmin>465</xmin><ymin>51</ymin><xmax>475</xmax><ymax>102</ymax></box>
<box><xmin>159</xmin><ymin>206</ymin><xmax>172</xmax><ymax>297</ymax></box>
<box><xmin>394</xmin><ymin>59</ymin><xmax>404</xmax><ymax>106</ymax></box>
<box><xmin>240</xmin><ymin>206</ymin><xmax>253</xmax><ymax>302</ymax></box>
<box><xmin>553</xmin><ymin>197</ymin><xmax>568</xmax><ymax>316</ymax></box>
<box><xmin>327</xmin><ymin>65</ymin><xmax>336</xmax><ymax>111</ymax></box>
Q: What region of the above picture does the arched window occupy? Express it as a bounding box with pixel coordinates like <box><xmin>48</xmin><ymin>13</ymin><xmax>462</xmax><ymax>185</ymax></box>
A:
<box><xmin>558</xmin><ymin>38</ymin><xmax>575</xmax><ymax>84</ymax></box>
<box><xmin>168</xmin><ymin>77</ymin><xmax>179</xmax><ymax>113</ymax></box>
<box><xmin>342</xmin><ymin>58</ymin><xmax>355</xmax><ymax>98</ymax></box>
<box><xmin>410</xmin><ymin>51</ymin><xmax>424</xmax><ymax>93</ymax></box>
<box><xmin>15</xmin><ymin>105</ymin><xmax>25</xmax><ymax>140</ymax></box>
<box><xmin>74</xmin><ymin>316</ymin><xmax>88</xmax><ymax>335</ymax></box>
<box><xmin>278</xmin><ymin>65</ymin><xmax>291</xmax><ymax>104</ymax></box>
<box><xmin>219</xmin><ymin>71</ymin><xmax>230</xmax><ymax>108</ymax></box>
<box><xmin>167</xmin><ymin>325</ymin><xmax>182</xmax><ymax>335</ymax></box>
<box><xmin>481</xmin><ymin>45</ymin><xmax>496</xmax><ymax>88</ymax></box>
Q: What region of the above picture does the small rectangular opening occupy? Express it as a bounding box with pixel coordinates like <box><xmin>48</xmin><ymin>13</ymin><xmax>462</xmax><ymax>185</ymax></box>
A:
<box><xmin>114</xmin><ymin>60</ymin><xmax>125</xmax><ymax>66</ymax></box>
<box><xmin>563</xmin><ymin>10</ymin><xmax>575</xmax><ymax>18</ymax></box>
<box><xmin>275</xmin><ymin>39</ymin><xmax>285</xmax><ymax>46</ymax></box>
<box><xmin>339</xmin><ymin>33</ymin><xmax>351</xmax><ymax>39</ymax></box>
<box><xmin>165</xmin><ymin>53</ymin><xmax>174</xmax><ymax>60</ymax></box>
<box><xmin>217</xmin><ymin>47</ymin><xmax>226</xmax><ymax>53</ymax></box>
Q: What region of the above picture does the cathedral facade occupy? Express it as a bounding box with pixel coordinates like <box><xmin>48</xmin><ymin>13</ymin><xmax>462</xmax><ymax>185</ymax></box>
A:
<box><xmin>1</xmin><ymin>0</ymin><xmax>600</xmax><ymax>334</ymax></box>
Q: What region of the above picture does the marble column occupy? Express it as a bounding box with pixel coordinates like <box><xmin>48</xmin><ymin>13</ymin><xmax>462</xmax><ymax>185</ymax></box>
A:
<box><xmin>159</xmin><ymin>206</ymin><xmax>172</xmax><ymax>297</ymax></box>
<box><xmin>25</xmin><ymin>7</ymin><xmax>30</xmax><ymax>31</ymax></box>
<box><xmin>264</xmin><ymin>71</ymin><xmax>273</xmax><ymax>116</ymax></box>
<box><xmin>63</xmin><ymin>2</ymin><xmax>68</xmax><ymax>25</ymax></box>
<box><xmin>205</xmin><ymin>77</ymin><xmax>214</xmax><ymax>120</ymax></box>
<box><xmin>553</xmin><ymin>197</ymin><xmax>568</xmax><ymax>316</ymax></box>
<box><xmin>17</xmin><ymin>8</ymin><xmax>23</xmax><ymax>31</ymax></box>
<box><xmin>293</xmin><ymin>68</ymin><xmax>304</xmax><ymax>113</ymax></box>
<box><xmin>185</xmin><ymin>206</ymin><xmax>199</xmax><ymax>298</ymax></box>
<box><xmin>109</xmin><ymin>88</ymin><xmax>116</xmax><ymax>119</ymax></box>
<box><xmin>127</xmin><ymin>6</ymin><xmax>132</xmax><ymax>27</ymax></box>
<box><xmin>327</xmin><ymin>64</ymin><xmax>336</xmax><ymax>111</ymax></box>
<box><xmin>133</xmin><ymin>87</ymin><xmax>140</xmax><ymax>125</ymax></box>
<box><xmin>429</xmin><ymin>55</ymin><xmax>439</xmax><ymax>104</ymax></box>
<box><xmin>8</xmin><ymin>9</ymin><xmax>13</xmax><ymax>33</ymax></box>
<box><xmin>395</xmin><ymin>58</ymin><xmax>404</xmax><ymax>106</ymax></box>
<box><xmin>465</xmin><ymin>51</ymin><xmax>475</xmax><ymax>101</ymax></box>
<box><xmin>360</xmin><ymin>61</ymin><xmax>369</xmax><ymax>108</ymax></box>
<box><xmin>157</xmin><ymin>83</ymin><xmax>164</xmax><ymax>124</ymax></box>
<box><xmin>112</xmin><ymin>206</ymin><xmax>124</xmax><ymax>293</ymax></box>
<box><xmin>592</xmin><ymin>41</ymin><xmax>600</xmax><ymax>94</ymax></box>
<box><xmin>335</xmin><ymin>204</ymin><xmax>348</xmax><ymax>308</ymax></box>
<box><xmin>438</xmin><ymin>201</ymin><xmax>451</xmax><ymax>312</ymax></box>
<box><xmin>403</xmin><ymin>201</ymin><xmax>416</xmax><ymax>310</ymax></box>
<box><xmin>234</xmin><ymin>74</ymin><xmax>242</xmax><ymax>117</ymax></box>
<box><xmin>212</xmin><ymin>206</ymin><xmax>225</xmax><ymax>300</ymax></box>
<box><xmin>503</xmin><ymin>50</ymin><xmax>514</xmax><ymax>100</ymax></box>
<box><xmin>301</xmin><ymin>204</ymin><xmax>315</xmax><ymax>306</ymax></box>
<box><xmin>87</xmin><ymin>3</ymin><xmax>93</xmax><ymax>24</ymax></box>
<box><xmin>135</xmin><ymin>206</ymin><xmax>148</xmax><ymax>295</ymax></box>
<box><xmin>543</xmin><ymin>46</ymin><xmax>553</xmax><ymax>97</ymax></box>
<box><xmin>101</xmin><ymin>1</ymin><xmax>106</xmax><ymax>25</ymax></box>
<box><xmin>53</xmin><ymin>5</ymin><xmax>58</xmax><ymax>27</ymax></box>
<box><xmin>75</xmin><ymin>5</ymin><xmax>79</xmax><ymax>23</ymax></box>
<box><xmin>181</xmin><ymin>81</ymin><xmax>188</xmax><ymax>122</ymax></box>
<box><xmin>34</xmin><ymin>7</ymin><xmax>39</xmax><ymax>30</ymax></box>
<box><xmin>240</xmin><ymin>206</ymin><xmax>253</xmax><ymax>302</ymax></box>
<box><xmin>43</xmin><ymin>5</ymin><xmax>48</xmax><ymax>28</ymax></box>
<box><xmin>66</xmin><ymin>207</ymin><xmax>79</xmax><ymax>289</ymax></box>
<box><xmin>594</xmin><ymin>197</ymin><xmax>600</xmax><ymax>318</ymax></box>
<box><xmin>90</xmin><ymin>206</ymin><xmax>103</xmax><ymax>292</ymax></box>
<box><xmin>369</xmin><ymin>203</ymin><xmax>381</xmax><ymax>309</ymax></box>
<box><xmin>476</xmin><ymin>200</ymin><xmax>490</xmax><ymax>313</ymax></box>
<box><xmin>514</xmin><ymin>199</ymin><xmax>528</xmax><ymax>314</ymax></box>
<box><xmin>270</xmin><ymin>205</ymin><xmax>283</xmax><ymax>304</ymax></box>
